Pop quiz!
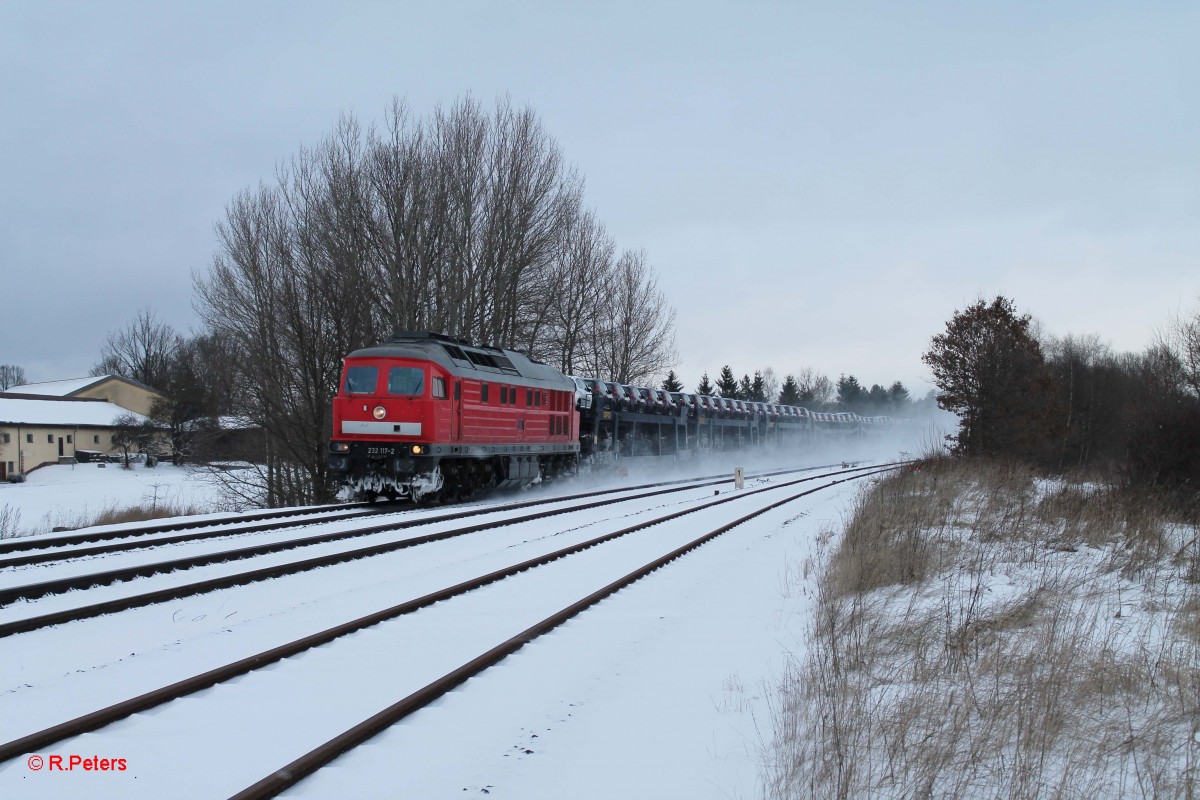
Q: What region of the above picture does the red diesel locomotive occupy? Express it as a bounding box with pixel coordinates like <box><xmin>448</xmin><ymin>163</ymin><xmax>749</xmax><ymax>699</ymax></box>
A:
<box><xmin>328</xmin><ymin>331</ymin><xmax>580</xmax><ymax>501</ymax></box>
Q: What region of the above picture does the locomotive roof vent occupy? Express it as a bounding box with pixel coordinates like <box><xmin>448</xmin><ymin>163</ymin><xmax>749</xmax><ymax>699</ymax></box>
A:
<box><xmin>388</xmin><ymin>330</ymin><xmax>474</xmax><ymax>347</ymax></box>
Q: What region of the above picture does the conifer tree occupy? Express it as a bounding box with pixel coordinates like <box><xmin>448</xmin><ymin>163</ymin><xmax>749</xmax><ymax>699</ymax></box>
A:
<box><xmin>836</xmin><ymin>374</ymin><xmax>864</xmax><ymax>410</ymax></box>
<box><xmin>751</xmin><ymin>371</ymin><xmax>767</xmax><ymax>402</ymax></box>
<box><xmin>868</xmin><ymin>384</ymin><xmax>889</xmax><ymax>409</ymax></box>
<box><xmin>738</xmin><ymin>374</ymin><xmax>754</xmax><ymax>400</ymax></box>
<box><xmin>715</xmin><ymin>366</ymin><xmax>739</xmax><ymax>397</ymax></box>
<box><xmin>697</xmin><ymin>372</ymin><xmax>714</xmax><ymax>395</ymax></box>
<box><xmin>661</xmin><ymin>370</ymin><xmax>683</xmax><ymax>392</ymax></box>
<box><xmin>887</xmin><ymin>381</ymin><xmax>910</xmax><ymax>409</ymax></box>
<box><xmin>778</xmin><ymin>375</ymin><xmax>801</xmax><ymax>405</ymax></box>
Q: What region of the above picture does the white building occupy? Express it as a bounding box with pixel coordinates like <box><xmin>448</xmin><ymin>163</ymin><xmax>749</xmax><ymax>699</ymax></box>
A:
<box><xmin>0</xmin><ymin>376</ymin><xmax>161</xmax><ymax>479</ymax></box>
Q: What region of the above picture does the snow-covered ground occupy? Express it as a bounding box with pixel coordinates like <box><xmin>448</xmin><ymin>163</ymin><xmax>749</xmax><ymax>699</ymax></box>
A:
<box><xmin>0</xmin><ymin>462</ymin><xmax>232</xmax><ymax>537</ymax></box>
<box><xmin>0</xmin><ymin>442</ymin><xmax>915</xmax><ymax>799</ymax></box>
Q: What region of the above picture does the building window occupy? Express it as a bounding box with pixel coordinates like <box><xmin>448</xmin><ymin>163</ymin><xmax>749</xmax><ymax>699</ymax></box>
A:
<box><xmin>5</xmin><ymin>462</ymin><xmax>12</xmax><ymax>474</ymax></box>
<box><xmin>48</xmin><ymin>434</ymin><xmax>54</xmax><ymax>444</ymax></box>
<box><xmin>67</xmin><ymin>435</ymin><xmax>73</xmax><ymax>444</ymax></box>
<box><xmin>1</xmin><ymin>433</ymin><xmax>8</xmax><ymax>444</ymax></box>
<box><xmin>94</xmin><ymin>435</ymin><xmax>100</xmax><ymax>444</ymax></box>
<box><xmin>26</xmin><ymin>434</ymin><xmax>33</xmax><ymax>443</ymax></box>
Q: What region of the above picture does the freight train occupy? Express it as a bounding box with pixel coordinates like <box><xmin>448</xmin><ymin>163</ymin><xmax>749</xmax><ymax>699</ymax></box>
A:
<box><xmin>327</xmin><ymin>331</ymin><xmax>898</xmax><ymax>502</ymax></box>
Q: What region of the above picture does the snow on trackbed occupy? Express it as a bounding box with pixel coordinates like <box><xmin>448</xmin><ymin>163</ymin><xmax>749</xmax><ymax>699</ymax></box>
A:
<box><xmin>0</xmin><ymin>450</ymin><xmax>903</xmax><ymax>799</ymax></box>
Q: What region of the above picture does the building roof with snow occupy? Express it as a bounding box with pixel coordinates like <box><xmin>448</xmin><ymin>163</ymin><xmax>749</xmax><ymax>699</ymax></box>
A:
<box><xmin>2</xmin><ymin>375</ymin><xmax>165</xmax><ymax>417</ymax></box>
<box><xmin>7</xmin><ymin>375</ymin><xmax>161</xmax><ymax>398</ymax></box>
<box><xmin>6</xmin><ymin>376</ymin><xmax>108</xmax><ymax>397</ymax></box>
<box><xmin>0</xmin><ymin>396</ymin><xmax>151</xmax><ymax>428</ymax></box>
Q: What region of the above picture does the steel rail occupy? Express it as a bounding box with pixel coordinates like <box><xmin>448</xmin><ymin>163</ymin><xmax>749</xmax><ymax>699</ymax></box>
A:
<box><xmin>0</xmin><ymin>462</ymin><xmax>846</xmax><ymax>602</ymax></box>
<box><xmin>229</xmin><ymin>465</ymin><xmax>903</xmax><ymax>800</ymax></box>
<box><xmin>0</xmin><ymin>500</ymin><xmax>375</xmax><ymax>554</ymax></box>
<box><xmin>0</xmin><ymin>464</ymin><xmax>877</xmax><ymax>637</ymax></box>
<box><xmin>0</xmin><ymin>463</ymin><xmax>906</xmax><ymax>765</ymax></box>
<box><xmin>0</xmin><ymin>462</ymin><xmax>845</xmax><ymax>569</ymax></box>
<box><xmin>0</xmin><ymin>506</ymin><xmax>409</xmax><ymax>569</ymax></box>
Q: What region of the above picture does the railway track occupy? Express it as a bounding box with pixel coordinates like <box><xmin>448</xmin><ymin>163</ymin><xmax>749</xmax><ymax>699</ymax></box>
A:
<box><xmin>0</xmin><ymin>461</ymin><xmax>851</xmax><ymax>568</ymax></box>
<box><xmin>0</xmin><ymin>463</ymin><xmax>855</xmax><ymax>638</ymax></box>
<box><xmin>0</xmin><ymin>500</ymin><xmax>378</xmax><ymax>555</ymax></box>
<box><xmin>0</xmin><ymin>461</ymin><xmax>905</xmax><ymax>798</ymax></box>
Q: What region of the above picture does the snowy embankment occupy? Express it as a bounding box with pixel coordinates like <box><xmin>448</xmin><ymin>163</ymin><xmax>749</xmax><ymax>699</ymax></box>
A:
<box><xmin>763</xmin><ymin>459</ymin><xmax>1200</xmax><ymax>799</ymax></box>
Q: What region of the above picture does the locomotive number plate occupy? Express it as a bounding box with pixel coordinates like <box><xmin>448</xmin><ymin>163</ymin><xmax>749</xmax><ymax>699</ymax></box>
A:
<box><xmin>366</xmin><ymin>446</ymin><xmax>397</xmax><ymax>456</ymax></box>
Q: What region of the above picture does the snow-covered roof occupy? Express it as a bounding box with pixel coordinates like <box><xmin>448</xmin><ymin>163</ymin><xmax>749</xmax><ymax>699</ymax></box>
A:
<box><xmin>7</xmin><ymin>376</ymin><xmax>108</xmax><ymax>397</ymax></box>
<box><xmin>6</xmin><ymin>374</ymin><xmax>163</xmax><ymax>397</ymax></box>
<box><xmin>0</xmin><ymin>397</ymin><xmax>151</xmax><ymax>427</ymax></box>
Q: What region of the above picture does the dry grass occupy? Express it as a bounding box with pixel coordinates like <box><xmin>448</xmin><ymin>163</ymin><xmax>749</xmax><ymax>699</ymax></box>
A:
<box><xmin>764</xmin><ymin>458</ymin><xmax>1200</xmax><ymax>800</ymax></box>
<box><xmin>89</xmin><ymin>502</ymin><xmax>205</xmax><ymax>527</ymax></box>
<box><xmin>0</xmin><ymin>505</ymin><xmax>21</xmax><ymax>539</ymax></box>
<box><xmin>40</xmin><ymin>501</ymin><xmax>206</xmax><ymax>533</ymax></box>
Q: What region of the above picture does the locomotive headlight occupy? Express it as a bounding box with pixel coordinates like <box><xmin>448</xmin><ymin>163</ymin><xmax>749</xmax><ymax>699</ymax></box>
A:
<box><xmin>331</xmin><ymin>442</ymin><xmax>350</xmax><ymax>453</ymax></box>
<box><xmin>411</xmin><ymin>445</ymin><xmax>423</xmax><ymax>455</ymax></box>
<box><xmin>372</xmin><ymin>405</ymin><xmax>387</xmax><ymax>420</ymax></box>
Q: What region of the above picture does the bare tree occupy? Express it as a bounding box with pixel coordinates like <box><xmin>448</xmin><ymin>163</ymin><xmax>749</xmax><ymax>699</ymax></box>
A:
<box><xmin>196</xmin><ymin>96</ymin><xmax>677</xmax><ymax>504</ymax></box>
<box><xmin>480</xmin><ymin>99</ymin><xmax>577</xmax><ymax>348</ymax></box>
<box><xmin>589</xmin><ymin>249</ymin><xmax>677</xmax><ymax>383</ymax></box>
<box><xmin>794</xmin><ymin>367</ymin><xmax>834</xmax><ymax>407</ymax></box>
<box><xmin>199</xmin><ymin>184</ymin><xmax>312</xmax><ymax>504</ymax></box>
<box><xmin>92</xmin><ymin>309</ymin><xmax>179</xmax><ymax>389</ymax></box>
<box><xmin>111</xmin><ymin>412</ymin><xmax>157</xmax><ymax>469</ymax></box>
<box><xmin>0</xmin><ymin>364</ymin><xmax>26</xmax><ymax>390</ymax></box>
<box><xmin>198</xmin><ymin>126</ymin><xmax>384</xmax><ymax>506</ymax></box>
<box><xmin>533</xmin><ymin>205</ymin><xmax>614</xmax><ymax>374</ymax></box>
<box><xmin>365</xmin><ymin>95</ymin><xmax>581</xmax><ymax>352</ymax></box>
<box><xmin>367</xmin><ymin>98</ymin><xmax>444</xmax><ymax>335</ymax></box>
<box><xmin>1162</xmin><ymin>301</ymin><xmax>1200</xmax><ymax>397</ymax></box>
<box><xmin>760</xmin><ymin>367</ymin><xmax>780</xmax><ymax>404</ymax></box>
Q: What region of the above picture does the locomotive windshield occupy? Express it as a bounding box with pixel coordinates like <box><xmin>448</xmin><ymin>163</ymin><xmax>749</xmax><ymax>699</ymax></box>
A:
<box><xmin>387</xmin><ymin>366</ymin><xmax>425</xmax><ymax>396</ymax></box>
<box><xmin>343</xmin><ymin>366</ymin><xmax>378</xmax><ymax>395</ymax></box>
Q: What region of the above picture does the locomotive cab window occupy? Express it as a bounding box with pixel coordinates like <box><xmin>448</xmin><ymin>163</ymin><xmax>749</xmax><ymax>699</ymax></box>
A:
<box><xmin>432</xmin><ymin>376</ymin><xmax>447</xmax><ymax>399</ymax></box>
<box><xmin>343</xmin><ymin>366</ymin><xmax>378</xmax><ymax>395</ymax></box>
<box><xmin>387</xmin><ymin>367</ymin><xmax>425</xmax><ymax>396</ymax></box>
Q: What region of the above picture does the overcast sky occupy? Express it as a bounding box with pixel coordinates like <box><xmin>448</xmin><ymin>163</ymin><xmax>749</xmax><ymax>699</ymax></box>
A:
<box><xmin>3</xmin><ymin>1</ymin><xmax>1196</xmax><ymax>395</ymax></box>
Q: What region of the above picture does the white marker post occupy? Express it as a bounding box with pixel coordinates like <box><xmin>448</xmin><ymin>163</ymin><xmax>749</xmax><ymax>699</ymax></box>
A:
<box><xmin>734</xmin><ymin>466</ymin><xmax>744</xmax><ymax>490</ymax></box>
